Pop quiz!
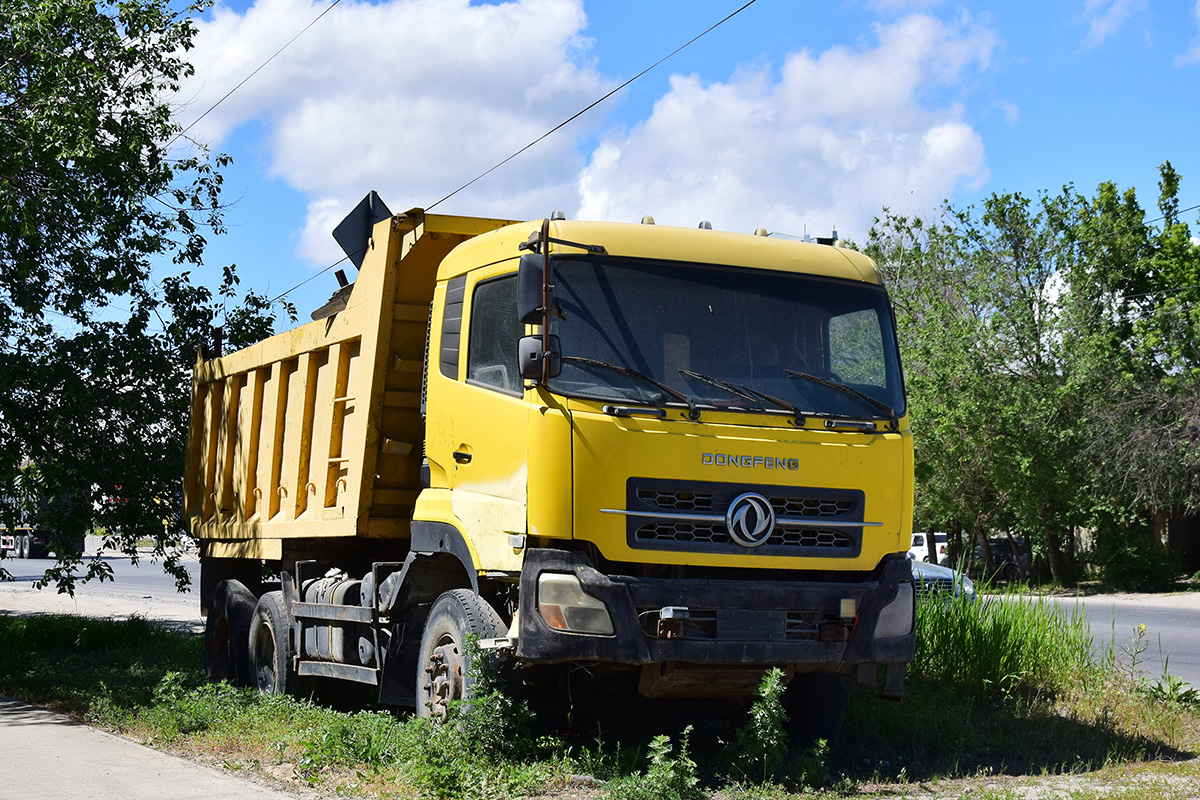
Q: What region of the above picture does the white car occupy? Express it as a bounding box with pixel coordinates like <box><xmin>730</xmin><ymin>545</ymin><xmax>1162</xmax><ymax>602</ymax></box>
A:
<box><xmin>909</xmin><ymin>531</ymin><xmax>948</xmax><ymax>564</ymax></box>
<box><xmin>908</xmin><ymin>554</ymin><xmax>976</xmax><ymax>601</ymax></box>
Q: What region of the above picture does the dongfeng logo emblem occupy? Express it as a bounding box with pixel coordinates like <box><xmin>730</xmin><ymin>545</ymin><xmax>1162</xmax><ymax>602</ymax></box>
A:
<box><xmin>725</xmin><ymin>492</ymin><xmax>775</xmax><ymax>548</ymax></box>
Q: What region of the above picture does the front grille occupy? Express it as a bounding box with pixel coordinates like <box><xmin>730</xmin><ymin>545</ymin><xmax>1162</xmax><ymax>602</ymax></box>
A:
<box><xmin>637</xmin><ymin>488</ymin><xmax>855</xmax><ymax>519</ymax></box>
<box><xmin>617</xmin><ymin>478</ymin><xmax>865</xmax><ymax>558</ymax></box>
<box><xmin>914</xmin><ymin>575</ymin><xmax>955</xmax><ymax>596</ymax></box>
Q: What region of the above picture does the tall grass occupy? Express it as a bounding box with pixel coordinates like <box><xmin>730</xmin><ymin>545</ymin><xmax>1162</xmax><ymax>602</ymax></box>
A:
<box><xmin>915</xmin><ymin>592</ymin><xmax>1095</xmax><ymax>704</ymax></box>
<box><xmin>0</xmin><ymin>613</ymin><xmax>203</xmax><ymax>713</ymax></box>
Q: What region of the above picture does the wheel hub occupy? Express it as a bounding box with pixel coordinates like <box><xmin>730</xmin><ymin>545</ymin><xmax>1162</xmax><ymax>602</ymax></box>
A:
<box><xmin>423</xmin><ymin>640</ymin><xmax>464</xmax><ymax>720</ymax></box>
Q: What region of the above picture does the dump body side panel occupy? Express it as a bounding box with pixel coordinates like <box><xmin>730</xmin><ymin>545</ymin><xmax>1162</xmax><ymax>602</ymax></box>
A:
<box><xmin>182</xmin><ymin>211</ymin><xmax>517</xmax><ymax>560</ymax></box>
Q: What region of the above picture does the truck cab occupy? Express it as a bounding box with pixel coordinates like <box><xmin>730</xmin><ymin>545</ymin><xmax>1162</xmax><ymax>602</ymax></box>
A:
<box><xmin>185</xmin><ymin>205</ymin><xmax>915</xmax><ymax>728</ymax></box>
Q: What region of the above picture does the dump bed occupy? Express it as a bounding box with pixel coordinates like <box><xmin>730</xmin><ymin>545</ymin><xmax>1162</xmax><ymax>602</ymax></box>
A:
<box><xmin>183</xmin><ymin>210</ymin><xmax>516</xmax><ymax>560</ymax></box>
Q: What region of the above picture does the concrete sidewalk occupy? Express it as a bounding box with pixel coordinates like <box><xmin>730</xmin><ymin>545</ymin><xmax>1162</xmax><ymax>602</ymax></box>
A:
<box><xmin>0</xmin><ymin>697</ymin><xmax>309</xmax><ymax>800</ymax></box>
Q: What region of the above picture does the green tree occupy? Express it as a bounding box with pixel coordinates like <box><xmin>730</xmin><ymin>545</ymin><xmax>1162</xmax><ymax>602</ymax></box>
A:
<box><xmin>869</xmin><ymin>164</ymin><xmax>1200</xmax><ymax>586</ymax></box>
<box><xmin>0</xmin><ymin>0</ymin><xmax>283</xmax><ymax>590</ymax></box>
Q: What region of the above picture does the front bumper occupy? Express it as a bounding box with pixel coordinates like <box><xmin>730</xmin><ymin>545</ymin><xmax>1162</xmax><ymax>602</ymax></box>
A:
<box><xmin>516</xmin><ymin>548</ymin><xmax>914</xmax><ymax>672</ymax></box>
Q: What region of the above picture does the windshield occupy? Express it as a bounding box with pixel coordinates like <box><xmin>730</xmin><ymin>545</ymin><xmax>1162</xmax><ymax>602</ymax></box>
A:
<box><xmin>546</xmin><ymin>257</ymin><xmax>906</xmax><ymax>419</ymax></box>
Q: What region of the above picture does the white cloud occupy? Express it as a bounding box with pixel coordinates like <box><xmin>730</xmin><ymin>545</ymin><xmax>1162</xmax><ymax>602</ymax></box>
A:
<box><xmin>181</xmin><ymin>0</ymin><xmax>609</xmax><ymax>264</ymax></box>
<box><xmin>995</xmin><ymin>99</ymin><xmax>1020</xmax><ymax>125</ymax></box>
<box><xmin>577</xmin><ymin>13</ymin><xmax>995</xmax><ymax>240</ymax></box>
<box><xmin>864</xmin><ymin>0</ymin><xmax>947</xmax><ymax>14</ymax></box>
<box><xmin>180</xmin><ymin>2</ymin><xmax>1000</xmax><ymax>265</ymax></box>
<box><xmin>1081</xmin><ymin>0</ymin><xmax>1146</xmax><ymax>49</ymax></box>
<box><xmin>1176</xmin><ymin>0</ymin><xmax>1200</xmax><ymax>66</ymax></box>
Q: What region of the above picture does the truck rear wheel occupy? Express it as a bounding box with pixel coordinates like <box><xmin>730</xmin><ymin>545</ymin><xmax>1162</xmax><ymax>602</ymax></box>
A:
<box><xmin>17</xmin><ymin>534</ymin><xmax>29</xmax><ymax>559</ymax></box>
<box><xmin>205</xmin><ymin>579</ymin><xmax>257</xmax><ymax>686</ymax></box>
<box><xmin>416</xmin><ymin>589</ymin><xmax>505</xmax><ymax>721</ymax></box>
<box><xmin>249</xmin><ymin>591</ymin><xmax>305</xmax><ymax>697</ymax></box>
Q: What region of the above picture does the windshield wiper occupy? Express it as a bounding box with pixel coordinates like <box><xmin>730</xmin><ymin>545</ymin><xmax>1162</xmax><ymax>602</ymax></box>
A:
<box><xmin>678</xmin><ymin>369</ymin><xmax>758</xmax><ymax>406</ymax></box>
<box><xmin>679</xmin><ymin>369</ymin><xmax>810</xmax><ymax>427</ymax></box>
<box><xmin>565</xmin><ymin>356</ymin><xmax>701</xmax><ymax>420</ymax></box>
<box><xmin>783</xmin><ymin>369</ymin><xmax>898</xmax><ymax>430</ymax></box>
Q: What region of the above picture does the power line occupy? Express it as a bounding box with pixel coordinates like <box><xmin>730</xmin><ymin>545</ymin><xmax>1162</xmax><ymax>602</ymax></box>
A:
<box><xmin>1069</xmin><ymin>203</ymin><xmax>1200</xmax><ymax>250</ymax></box>
<box><xmin>425</xmin><ymin>0</ymin><xmax>761</xmax><ymax>212</ymax></box>
<box><xmin>268</xmin><ymin>253</ymin><xmax>352</xmax><ymax>305</ymax></box>
<box><xmin>266</xmin><ymin>0</ymin><xmax>762</xmax><ymax>306</ymax></box>
<box><xmin>168</xmin><ymin>0</ymin><xmax>346</xmax><ymax>149</ymax></box>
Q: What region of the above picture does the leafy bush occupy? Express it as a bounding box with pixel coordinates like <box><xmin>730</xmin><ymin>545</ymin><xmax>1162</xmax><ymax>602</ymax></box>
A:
<box><xmin>1090</xmin><ymin>518</ymin><xmax>1180</xmax><ymax>592</ymax></box>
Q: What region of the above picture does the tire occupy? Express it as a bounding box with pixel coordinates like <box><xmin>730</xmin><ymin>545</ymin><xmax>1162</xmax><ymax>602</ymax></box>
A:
<box><xmin>205</xmin><ymin>579</ymin><xmax>258</xmax><ymax>686</ymax></box>
<box><xmin>17</xmin><ymin>535</ymin><xmax>29</xmax><ymax>559</ymax></box>
<box><xmin>1001</xmin><ymin>563</ymin><xmax>1020</xmax><ymax>584</ymax></box>
<box><xmin>249</xmin><ymin>591</ymin><xmax>304</xmax><ymax>696</ymax></box>
<box><xmin>416</xmin><ymin>589</ymin><xmax>505</xmax><ymax>721</ymax></box>
<box><xmin>783</xmin><ymin>672</ymin><xmax>848</xmax><ymax>747</ymax></box>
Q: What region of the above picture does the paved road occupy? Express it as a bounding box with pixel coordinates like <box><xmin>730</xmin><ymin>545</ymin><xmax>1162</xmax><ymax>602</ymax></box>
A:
<box><xmin>1042</xmin><ymin>592</ymin><xmax>1200</xmax><ymax>688</ymax></box>
<box><xmin>0</xmin><ymin>697</ymin><xmax>309</xmax><ymax>800</ymax></box>
<box><xmin>0</xmin><ymin>537</ymin><xmax>203</xmax><ymax>631</ymax></box>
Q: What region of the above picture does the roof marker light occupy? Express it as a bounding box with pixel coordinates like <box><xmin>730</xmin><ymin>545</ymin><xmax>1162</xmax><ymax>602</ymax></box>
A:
<box><xmin>754</xmin><ymin>227</ymin><xmax>768</xmax><ymax>237</ymax></box>
<box><xmin>551</xmin><ymin>210</ymin><xmax>566</xmax><ymax>220</ymax></box>
<box><xmin>698</xmin><ymin>220</ymin><xmax>712</xmax><ymax>229</ymax></box>
<box><xmin>641</xmin><ymin>215</ymin><xmax>655</xmax><ymax>225</ymax></box>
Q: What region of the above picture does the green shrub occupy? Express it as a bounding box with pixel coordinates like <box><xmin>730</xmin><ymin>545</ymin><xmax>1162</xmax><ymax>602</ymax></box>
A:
<box><xmin>1090</xmin><ymin>517</ymin><xmax>1180</xmax><ymax>592</ymax></box>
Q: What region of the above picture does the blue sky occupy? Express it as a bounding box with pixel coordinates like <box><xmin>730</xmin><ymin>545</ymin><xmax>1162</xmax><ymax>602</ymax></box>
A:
<box><xmin>174</xmin><ymin>0</ymin><xmax>1200</xmax><ymax>322</ymax></box>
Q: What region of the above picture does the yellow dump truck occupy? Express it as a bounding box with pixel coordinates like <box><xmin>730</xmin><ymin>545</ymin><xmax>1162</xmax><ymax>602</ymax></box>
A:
<box><xmin>184</xmin><ymin>194</ymin><xmax>915</xmax><ymax>729</ymax></box>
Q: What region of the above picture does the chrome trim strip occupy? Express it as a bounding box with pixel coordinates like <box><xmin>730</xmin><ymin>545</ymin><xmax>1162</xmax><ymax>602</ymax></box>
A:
<box><xmin>600</xmin><ymin>508</ymin><xmax>881</xmax><ymax>528</ymax></box>
<box><xmin>601</xmin><ymin>509</ymin><xmax>724</xmax><ymax>523</ymax></box>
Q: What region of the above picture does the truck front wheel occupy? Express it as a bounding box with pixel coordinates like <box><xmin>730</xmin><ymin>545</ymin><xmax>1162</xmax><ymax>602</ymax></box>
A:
<box><xmin>416</xmin><ymin>589</ymin><xmax>505</xmax><ymax>721</ymax></box>
<box><xmin>17</xmin><ymin>534</ymin><xmax>29</xmax><ymax>559</ymax></box>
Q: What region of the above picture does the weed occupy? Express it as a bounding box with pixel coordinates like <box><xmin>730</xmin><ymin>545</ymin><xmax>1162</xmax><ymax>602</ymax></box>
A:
<box><xmin>393</xmin><ymin>639</ymin><xmax>551</xmax><ymax>799</ymax></box>
<box><xmin>1118</xmin><ymin>623</ymin><xmax>1152</xmax><ymax>686</ymax></box>
<box><xmin>1143</xmin><ymin>674</ymin><xmax>1200</xmax><ymax>710</ymax></box>
<box><xmin>564</xmin><ymin>726</ymin><xmax>642</xmax><ymax>781</ymax></box>
<box><xmin>302</xmin><ymin>711</ymin><xmax>406</xmax><ymax>768</ymax></box>
<box><xmin>727</xmin><ymin>668</ymin><xmax>790</xmax><ymax>784</ymax></box>
<box><xmin>607</xmin><ymin>727</ymin><xmax>703</xmax><ymax>800</ymax></box>
<box><xmin>790</xmin><ymin>738</ymin><xmax>830</xmax><ymax>788</ymax></box>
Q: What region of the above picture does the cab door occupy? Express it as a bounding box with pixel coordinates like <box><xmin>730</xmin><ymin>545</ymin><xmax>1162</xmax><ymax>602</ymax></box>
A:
<box><xmin>428</xmin><ymin>269</ymin><xmax>529</xmax><ymax>571</ymax></box>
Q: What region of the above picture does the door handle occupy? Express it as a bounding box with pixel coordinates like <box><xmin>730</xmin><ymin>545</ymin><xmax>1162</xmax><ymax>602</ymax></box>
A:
<box><xmin>453</xmin><ymin>450</ymin><xmax>472</xmax><ymax>464</ymax></box>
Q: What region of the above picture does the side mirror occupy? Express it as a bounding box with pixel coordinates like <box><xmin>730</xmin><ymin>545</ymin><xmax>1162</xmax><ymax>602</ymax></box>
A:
<box><xmin>518</xmin><ymin>334</ymin><xmax>561</xmax><ymax>380</ymax></box>
<box><xmin>517</xmin><ymin>253</ymin><xmax>552</xmax><ymax>325</ymax></box>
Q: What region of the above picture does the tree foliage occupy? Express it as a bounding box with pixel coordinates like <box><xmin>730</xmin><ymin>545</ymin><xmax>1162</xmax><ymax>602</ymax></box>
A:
<box><xmin>0</xmin><ymin>0</ymin><xmax>285</xmax><ymax>590</ymax></box>
<box><xmin>868</xmin><ymin>163</ymin><xmax>1200</xmax><ymax>585</ymax></box>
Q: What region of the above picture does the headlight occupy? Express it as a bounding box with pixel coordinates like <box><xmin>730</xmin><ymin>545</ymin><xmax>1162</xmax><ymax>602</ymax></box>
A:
<box><xmin>875</xmin><ymin>582</ymin><xmax>914</xmax><ymax>638</ymax></box>
<box><xmin>958</xmin><ymin>573</ymin><xmax>976</xmax><ymax>601</ymax></box>
<box><xmin>537</xmin><ymin>573</ymin><xmax>614</xmax><ymax>635</ymax></box>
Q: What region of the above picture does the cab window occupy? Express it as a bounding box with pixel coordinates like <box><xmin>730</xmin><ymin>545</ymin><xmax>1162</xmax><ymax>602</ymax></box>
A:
<box><xmin>467</xmin><ymin>274</ymin><xmax>521</xmax><ymax>394</ymax></box>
